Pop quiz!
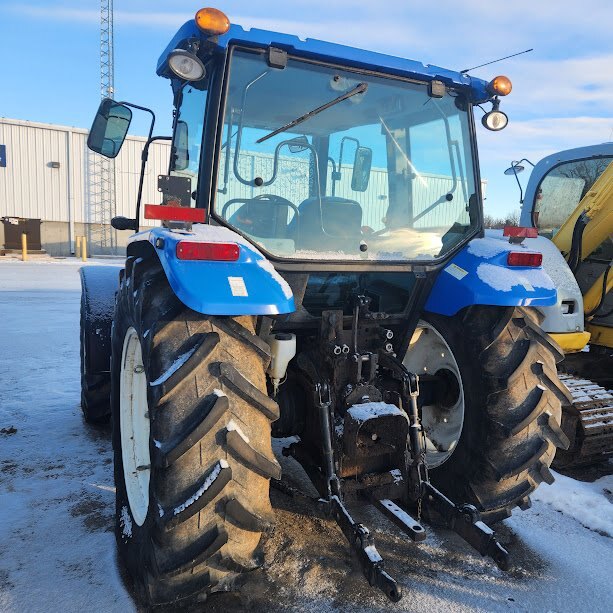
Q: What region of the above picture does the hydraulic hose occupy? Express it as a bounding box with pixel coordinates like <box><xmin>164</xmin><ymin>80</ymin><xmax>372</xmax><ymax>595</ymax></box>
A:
<box><xmin>567</xmin><ymin>212</ymin><xmax>589</xmax><ymax>273</ymax></box>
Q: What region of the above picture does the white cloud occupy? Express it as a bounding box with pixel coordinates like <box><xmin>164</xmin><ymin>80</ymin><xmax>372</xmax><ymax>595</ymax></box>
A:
<box><xmin>478</xmin><ymin>116</ymin><xmax>612</xmax><ymax>216</ymax></box>
<box><xmin>480</xmin><ymin>116</ymin><xmax>613</xmax><ymax>164</ymax></box>
<box><xmin>501</xmin><ymin>55</ymin><xmax>613</xmax><ymax>118</ymax></box>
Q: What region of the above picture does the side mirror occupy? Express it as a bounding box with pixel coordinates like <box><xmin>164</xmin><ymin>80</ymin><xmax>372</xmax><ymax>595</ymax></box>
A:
<box><xmin>87</xmin><ymin>98</ymin><xmax>132</xmax><ymax>158</ymax></box>
<box><xmin>287</xmin><ymin>136</ymin><xmax>310</xmax><ymax>153</ymax></box>
<box><xmin>351</xmin><ymin>146</ymin><xmax>372</xmax><ymax>192</ymax></box>
<box><xmin>172</xmin><ymin>120</ymin><xmax>189</xmax><ymax>171</ymax></box>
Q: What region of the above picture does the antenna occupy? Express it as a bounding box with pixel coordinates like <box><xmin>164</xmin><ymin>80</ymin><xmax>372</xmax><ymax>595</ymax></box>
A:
<box><xmin>461</xmin><ymin>49</ymin><xmax>533</xmax><ymax>74</ymax></box>
<box><xmin>88</xmin><ymin>0</ymin><xmax>117</xmax><ymax>255</ymax></box>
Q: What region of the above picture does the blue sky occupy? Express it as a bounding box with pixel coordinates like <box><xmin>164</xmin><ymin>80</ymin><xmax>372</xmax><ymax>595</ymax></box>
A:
<box><xmin>1</xmin><ymin>0</ymin><xmax>611</xmax><ymax>217</ymax></box>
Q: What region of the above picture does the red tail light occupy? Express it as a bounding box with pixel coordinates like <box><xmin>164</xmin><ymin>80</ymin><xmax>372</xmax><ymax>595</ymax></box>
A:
<box><xmin>145</xmin><ymin>204</ymin><xmax>206</xmax><ymax>223</ymax></box>
<box><xmin>503</xmin><ymin>226</ymin><xmax>538</xmax><ymax>238</ymax></box>
<box><xmin>176</xmin><ymin>241</ymin><xmax>240</xmax><ymax>261</ymax></box>
<box><xmin>507</xmin><ymin>251</ymin><xmax>542</xmax><ymax>267</ymax></box>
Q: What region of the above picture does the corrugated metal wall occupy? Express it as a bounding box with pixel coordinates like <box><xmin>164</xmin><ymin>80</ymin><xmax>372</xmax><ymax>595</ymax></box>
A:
<box><xmin>221</xmin><ymin>151</ymin><xmax>482</xmax><ymax>231</ymax></box>
<box><xmin>0</xmin><ymin>118</ymin><xmax>486</xmax><ymax>232</ymax></box>
<box><xmin>0</xmin><ymin>118</ymin><xmax>170</xmax><ymax>227</ymax></box>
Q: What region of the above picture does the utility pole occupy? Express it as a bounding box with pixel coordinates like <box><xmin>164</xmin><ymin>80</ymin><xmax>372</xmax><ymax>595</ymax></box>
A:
<box><xmin>88</xmin><ymin>0</ymin><xmax>117</xmax><ymax>254</ymax></box>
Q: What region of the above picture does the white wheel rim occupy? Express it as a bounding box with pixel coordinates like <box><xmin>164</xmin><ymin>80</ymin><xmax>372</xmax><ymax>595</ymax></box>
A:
<box><xmin>403</xmin><ymin>321</ymin><xmax>464</xmax><ymax>469</ymax></box>
<box><xmin>119</xmin><ymin>327</ymin><xmax>151</xmax><ymax>526</ymax></box>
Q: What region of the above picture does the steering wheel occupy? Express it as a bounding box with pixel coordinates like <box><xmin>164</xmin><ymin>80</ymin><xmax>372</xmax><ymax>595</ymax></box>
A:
<box><xmin>221</xmin><ymin>194</ymin><xmax>300</xmax><ymax>219</ymax></box>
<box><xmin>250</xmin><ymin>194</ymin><xmax>300</xmax><ymax>218</ymax></box>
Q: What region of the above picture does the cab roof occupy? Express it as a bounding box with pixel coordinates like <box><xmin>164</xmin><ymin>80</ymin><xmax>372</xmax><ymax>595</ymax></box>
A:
<box><xmin>157</xmin><ymin>21</ymin><xmax>492</xmax><ymax>103</ymax></box>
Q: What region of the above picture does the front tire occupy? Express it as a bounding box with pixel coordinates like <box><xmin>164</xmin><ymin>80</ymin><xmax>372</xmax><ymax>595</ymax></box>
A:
<box><xmin>404</xmin><ymin>306</ymin><xmax>571</xmax><ymax>522</ymax></box>
<box><xmin>111</xmin><ymin>258</ymin><xmax>280</xmax><ymax>607</ymax></box>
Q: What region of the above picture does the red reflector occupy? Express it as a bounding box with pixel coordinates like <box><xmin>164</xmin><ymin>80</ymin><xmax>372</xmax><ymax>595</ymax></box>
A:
<box><xmin>144</xmin><ymin>204</ymin><xmax>206</xmax><ymax>223</ymax></box>
<box><xmin>503</xmin><ymin>226</ymin><xmax>538</xmax><ymax>238</ymax></box>
<box><xmin>176</xmin><ymin>241</ymin><xmax>240</xmax><ymax>261</ymax></box>
<box><xmin>507</xmin><ymin>251</ymin><xmax>543</xmax><ymax>267</ymax></box>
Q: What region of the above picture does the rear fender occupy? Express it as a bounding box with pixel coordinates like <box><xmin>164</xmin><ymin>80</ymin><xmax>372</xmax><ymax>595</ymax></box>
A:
<box><xmin>80</xmin><ymin>265</ymin><xmax>121</xmax><ymax>376</ymax></box>
<box><xmin>127</xmin><ymin>225</ymin><xmax>295</xmax><ymax>316</ymax></box>
<box><xmin>425</xmin><ymin>235</ymin><xmax>557</xmax><ymax>317</ymax></box>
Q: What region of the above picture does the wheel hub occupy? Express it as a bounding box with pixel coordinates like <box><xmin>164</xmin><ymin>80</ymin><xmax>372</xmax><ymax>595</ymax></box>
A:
<box><xmin>403</xmin><ymin>321</ymin><xmax>464</xmax><ymax>468</ymax></box>
<box><xmin>119</xmin><ymin>327</ymin><xmax>151</xmax><ymax>526</ymax></box>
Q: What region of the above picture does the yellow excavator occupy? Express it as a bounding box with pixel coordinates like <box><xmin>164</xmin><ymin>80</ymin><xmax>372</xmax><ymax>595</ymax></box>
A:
<box><xmin>507</xmin><ymin>143</ymin><xmax>613</xmax><ymax>466</ymax></box>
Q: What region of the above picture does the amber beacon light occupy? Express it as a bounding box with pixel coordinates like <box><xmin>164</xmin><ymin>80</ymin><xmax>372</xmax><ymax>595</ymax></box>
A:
<box><xmin>487</xmin><ymin>75</ymin><xmax>512</xmax><ymax>96</ymax></box>
<box><xmin>195</xmin><ymin>8</ymin><xmax>231</xmax><ymax>35</ymax></box>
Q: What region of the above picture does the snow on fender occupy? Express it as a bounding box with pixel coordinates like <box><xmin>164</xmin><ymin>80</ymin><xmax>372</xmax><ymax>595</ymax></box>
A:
<box><xmin>425</xmin><ymin>235</ymin><xmax>557</xmax><ymax>317</ymax></box>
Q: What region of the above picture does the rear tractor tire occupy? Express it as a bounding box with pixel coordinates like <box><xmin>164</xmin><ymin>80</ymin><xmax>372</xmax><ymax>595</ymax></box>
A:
<box><xmin>404</xmin><ymin>306</ymin><xmax>571</xmax><ymax>523</ymax></box>
<box><xmin>110</xmin><ymin>258</ymin><xmax>280</xmax><ymax>607</ymax></box>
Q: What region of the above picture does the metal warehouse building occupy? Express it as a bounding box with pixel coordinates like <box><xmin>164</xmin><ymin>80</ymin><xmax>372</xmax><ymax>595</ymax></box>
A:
<box><xmin>0</xmin><ymin>117</ymin><xmax>169</xmax><ymax>256</ymax></box>
<box><xmin>1</xmin><ymin>117</ymin><xmax>486</xmax><ymax>257</ymax></box>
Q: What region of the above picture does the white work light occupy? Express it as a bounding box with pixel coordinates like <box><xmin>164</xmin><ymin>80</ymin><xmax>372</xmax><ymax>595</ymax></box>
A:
<box><xmin>481</xmin><ymin>98</ymin><xmax>508</xmax><ymax>131</ymax></box>
<box><xmin>168</xmin><ymin>49</ymin><xmax>206</xmax><ymax>81</ymax></box>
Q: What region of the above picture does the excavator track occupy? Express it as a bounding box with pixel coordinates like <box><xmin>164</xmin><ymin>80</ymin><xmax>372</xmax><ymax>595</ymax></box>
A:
<box><xmin>554</xmin><ymin>374</ymin><xmax>613</xmax><ymax>467</ymax></box>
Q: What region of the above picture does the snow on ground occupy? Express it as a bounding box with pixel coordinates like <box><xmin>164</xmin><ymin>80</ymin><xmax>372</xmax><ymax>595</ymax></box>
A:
<box><xmin>0</xmin><ymin>259</ymin><xmax>133</xmax><ymax>613</ymax></box>
<box><xmin>532</xmin><ymin>470</ymin><xmax>613</xmax><ymax>537</ymax></box>
<box><xmin>0</xmin><ymin>258</ymin><xmax>612</xmax><ymax>613</ymax></box>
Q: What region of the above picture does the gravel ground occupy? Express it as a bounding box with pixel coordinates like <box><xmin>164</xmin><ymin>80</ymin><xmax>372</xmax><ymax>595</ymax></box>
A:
<box><xmin>0</xmin><ymin>258</ymin><xmax>611</xmax><ymax>613</ymax></box>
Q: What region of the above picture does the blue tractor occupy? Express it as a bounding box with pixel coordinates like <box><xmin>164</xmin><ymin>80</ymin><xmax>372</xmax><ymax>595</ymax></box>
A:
<box><xmin>80</xmin><ymin>7</ymin><xmax>570</xmax><ymax>606</ymax></box>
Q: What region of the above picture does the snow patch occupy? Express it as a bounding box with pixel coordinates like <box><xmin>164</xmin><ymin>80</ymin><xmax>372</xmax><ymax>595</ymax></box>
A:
<box><xmin>119</xmin><ymin>506</ymin><xmax>132</xmax><ymax>538</ymax></box>
<box><xmin>153</xmin><ymin>439</ymin><xmax>161</xmax><ymax>449</ymax></box>
<box><xmin>390</xmin><ymin>468</ymin><xmax>403</xmax><ymax>484</ymax></box>
<box><xmin>347</xmin><ymin>402</ymin><xmax>404</xmax><ymax>423</ymax></box>
<box><xmin>532</xmin><ymin>234</ymin><xmax>583</xmax><ymax>296</ymax></box>
<box><xmin>173</xmin><ymin>460</ymin><xmax>229</xmax><ymax>516</ymax></box>
<box><xmin>213</xmin><ymin>388</ymin><xmax>226</xmax><ymax>397</ymax></box>
<box><xmin>476</xmin><ymin>262</ymin><xmax>555</xmax><ymax>292</ymax></box>
<box><xmin>466</xmin><ymin>236</ymin><xmax>508</xmax><ymax>259</ymax></box>
<box><xmin>227</xmin><ymin>420</ymin><xmax>250</xmax><ymax>444</ymax></box>
<box><xmin>532</xmin><ymin>471</ymin><xmax>613</xmax><ymax>537</ymax></box>
<box><xmin>157</xmin><ymin>503</ymin><xmax>164</xmax><ymax>518</ymax></box>
<box><xmin>149</xmin><ymin>345</ymin><xmax>198</xmax><ymax>386</ymax></box>
<box><xmin>256</xmin><ymin>258</ymin><xmax>293</xmax><ymax>299</ymax></box>
<box><xmin>364</xmin><ymin>544</ymin><xmax>383</xmax><ymax>563</ymax></box>
<box><xmin>143</xmin><ymin>328</ymin><xmax>150</xmax><ymax>339</ymax></box>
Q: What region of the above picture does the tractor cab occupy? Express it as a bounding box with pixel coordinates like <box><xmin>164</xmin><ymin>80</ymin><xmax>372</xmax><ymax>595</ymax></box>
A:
<box><xmin>210</xmin><ymin>47</ymin><xmax>479</xmax><ymax>264</ymax></box>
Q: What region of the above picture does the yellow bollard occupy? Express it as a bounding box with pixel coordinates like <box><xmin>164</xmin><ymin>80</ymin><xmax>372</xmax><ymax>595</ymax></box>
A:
<box><xmin>21</xmin><ymin>233</ymin><xmax>28</xmax><ymax>261</ymax></box>
<box><xmin>75</xmin><ymin>235</ymin><xmax>82</xmax><ymax>258</ymax></box>
<box><xmin>81</xmin><ymin>236</ymin><xmax>87</xmax><ymax>262</ymax></box>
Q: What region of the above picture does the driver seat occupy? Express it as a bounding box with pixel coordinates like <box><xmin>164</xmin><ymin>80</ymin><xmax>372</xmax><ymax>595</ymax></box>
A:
<box><xmin>295</xmin><ymin>196</ymin><xmax>362</xmax><ymax>250</ymax></box>
<box><xmin>229</xmin><ymin>197</ymin><xmax>290</xmax><ymax>239</ymax></box>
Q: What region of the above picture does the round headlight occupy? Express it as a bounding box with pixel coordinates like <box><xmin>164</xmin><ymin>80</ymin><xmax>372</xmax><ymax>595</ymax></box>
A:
<box><xmin>168</xmin><ymin>49</ymin><xmax>206</xmax><ymax>81</ymax></box>
<box><xmin>482</xmin><ymin>110</ymin><xmax>509</xmax><ymax>131</ymax></box>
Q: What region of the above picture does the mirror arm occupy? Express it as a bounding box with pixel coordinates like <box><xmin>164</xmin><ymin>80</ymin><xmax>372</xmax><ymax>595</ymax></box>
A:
<box><xmin>509</xmin><ymin>158</ymin><xmax>534</xmax><ymax>204</ymax></box>
<box><xmin>134</xmin><ymin>136</ymin><xmax>172</xmax><ymax>232</ymax></box>
<box><xmin>113</xmin><ymin>102</ymin><xmax>156</xmax><ymax>232</ymax></box>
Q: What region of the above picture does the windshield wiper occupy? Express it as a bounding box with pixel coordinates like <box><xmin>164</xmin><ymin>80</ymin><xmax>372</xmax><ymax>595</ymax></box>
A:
<box><xmin>256</xmin><ymin>82</ymin><xmax>368</xmax><ymax>144</ymax></box>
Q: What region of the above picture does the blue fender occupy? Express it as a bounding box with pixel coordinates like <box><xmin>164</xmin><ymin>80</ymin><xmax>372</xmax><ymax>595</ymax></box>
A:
<box><xmin>128</xmin><ymin>225</ymin><xmax>295</xmax><ymax>316</ymax></box>
<box><xmin>425</xmin><ymin>235</ymin><xmax>557</xmax><ymax>317</ymax></box>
